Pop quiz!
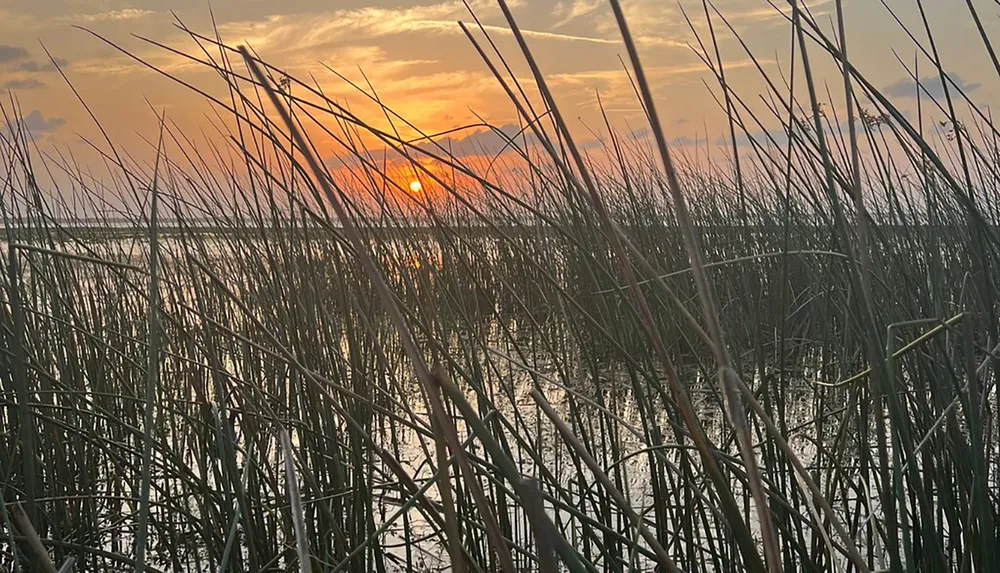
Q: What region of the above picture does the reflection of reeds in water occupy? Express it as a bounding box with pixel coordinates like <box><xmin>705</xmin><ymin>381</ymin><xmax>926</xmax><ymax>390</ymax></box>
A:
<box><xmin>2</xmin><ymin>1</ymin><xmax>999</xmax><ymax>571</ymax></box>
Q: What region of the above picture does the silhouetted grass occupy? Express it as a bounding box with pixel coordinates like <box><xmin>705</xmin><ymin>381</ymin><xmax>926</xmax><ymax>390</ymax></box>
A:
<box><xmin>1</xmin><ymin>1</ymin><xmax>998</xmax><ymax>572</ymax></box>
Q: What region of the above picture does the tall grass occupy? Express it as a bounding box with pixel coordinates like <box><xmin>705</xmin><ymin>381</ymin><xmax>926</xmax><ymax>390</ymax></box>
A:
<box><xmin>1</xmin><ymin>1</ymin><xmax>998</xmax><ymax>571</ymax></box>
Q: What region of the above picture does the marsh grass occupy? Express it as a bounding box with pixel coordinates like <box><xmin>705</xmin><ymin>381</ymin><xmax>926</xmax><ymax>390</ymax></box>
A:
<box><xmin>1</xmin><ymin>1</ymin><xmax>999</xmax><ymax>571</ymax></box>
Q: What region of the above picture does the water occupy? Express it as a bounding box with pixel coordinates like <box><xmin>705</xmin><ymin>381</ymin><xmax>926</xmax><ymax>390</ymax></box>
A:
<box><xmin>1</xmin><ymin>230</ymin><xmax>994</xmax><ymax>572</ymax></box>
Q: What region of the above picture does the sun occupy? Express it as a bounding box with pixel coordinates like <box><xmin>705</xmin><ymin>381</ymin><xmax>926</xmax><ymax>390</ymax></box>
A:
<box><xmin>408</xmin><ymin>180</ymin><xmax>423</xmax><ymax>194</ymax></box>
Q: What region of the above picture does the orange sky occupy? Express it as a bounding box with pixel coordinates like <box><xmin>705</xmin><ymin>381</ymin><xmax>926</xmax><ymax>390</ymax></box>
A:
<box><xmin>2</xmin><ymin>0</ymin><xmax>999</xmax><ymax>194</ymax></box>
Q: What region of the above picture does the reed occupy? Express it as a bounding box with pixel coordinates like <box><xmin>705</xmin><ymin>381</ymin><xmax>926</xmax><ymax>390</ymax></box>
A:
<box><xmin>1</xmin><ymin>1</ymin><xmax>997</xmax><ymax>571</ymax></box>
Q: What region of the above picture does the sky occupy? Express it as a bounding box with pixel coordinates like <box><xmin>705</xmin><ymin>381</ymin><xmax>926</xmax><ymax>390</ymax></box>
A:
<box><xmin>2</xmin><ymin>0</ymin><xmax>999</xmax><ymax>187</ymax></box>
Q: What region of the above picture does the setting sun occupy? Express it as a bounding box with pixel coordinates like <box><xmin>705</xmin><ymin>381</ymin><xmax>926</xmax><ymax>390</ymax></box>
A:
<box><xmin>408</xmin><ymin>180</ymin><xmax>423</xmax><ymax>194</ymax></box>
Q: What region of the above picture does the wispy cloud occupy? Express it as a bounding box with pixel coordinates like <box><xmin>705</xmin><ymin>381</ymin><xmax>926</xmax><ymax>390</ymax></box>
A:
<box><xmin>479</xmin><ymin>24</ymin><xmax>618</xmax><ymax>45</ymax></box>
<box><xmin>670</xmin><ymin>135</ymin><xmax>705</xmax><ymax>147</ymax></box>
<box><xmin>65</xmin><ymin>59</ymin><xmax>142</xmax><ymax>75</ymax></box>
<box><xmin>415</xmin><ymin>123</ymin><xmax>541</xmax><ymax>158</ymax></box>
<box><xmin>883</xmin><ymin>73</ymin><xmax>981</xmax><ymax>99</ymax></box>
<box><xmin>552</xmin><ymin>0</ymin><xmax>602</xmax><ymax>28</ymax></box>
<box><xmin>593</xmin><ymin>0</ymin><xmax>679</xmax><ymax>38</ymax></box>
<box><xmin>218</xmin><ymin>3</ymin><xmax>474</xmax><ymax>53</ymax></box>
<box><xmin>635</xmin><ymin>36</ymin><xmax>690</xmax><ymax>49</ymax></box>
<box><xmin>218</xmin><ymin>0</ymin><xmax>617</xmax><ymax>58</ymax></box>
<box><xmin>547</xmin><ymin>58</ymin><xmax>765</xmax><ymax>86</ymax></box>
<box><xmin>723</xmin><ymin>1</ymin><xmax>833</xmax><ymax>24</ymax></box>
<box><xmin>2</xmin><ymin>78</ymin><xmax>45</xmax><ymax>90</ymax></box>
<box><xmin>76</xmin><ymin>9</ymin><xmax>157</xmax><ymax>23</ymax></box>
<box><xmin>0</xmin><ymin>45</ymin><xmax>67</xmax><ymax>72</ymax></box>
<box><xmin>5</xmin><ymin>110</ymin><xmax>66</xmax><ymax>134</ymax></box>
<box><xmin>0</xmin><ymin>44</ymin><xmax>29</xmax><ymax>64</ymax></box>
<box><xmin>17</xmin><ymin>57</ymin><xmax>68</xmax><ymax>72</ymax></box>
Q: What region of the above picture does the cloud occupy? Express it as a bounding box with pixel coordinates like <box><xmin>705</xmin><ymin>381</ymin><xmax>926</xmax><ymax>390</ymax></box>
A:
<box><xmin>0</xmin><ymin>46</ymin><xmax>65</xmax><ymax>72</ymax></box>
<box><xmin>16</xmin><ymin>57</ymin><xmax>68</xmax><ymax>72</ymax></box>
<box><xmin>0</xmin><ymin>44</ymin><xmax>29</xmax><ymax>64</ymax></box>
<box><xmin>218</xmin><ymin>1</ymin><xmax>616</xmax><ymax>58</ymax></box>
<box><xmin>634</xmin><ymin>36</ymin><xmax>688</xmax><ymax>49</ymax></box>
<box><xmin>5</xmin><ymin>110</ymin><xmax>66</xmax><ymax>134</ymax></box>
<box><xmin>724</xmin><ymin>1</ymin><xmax>833</xmax><ymax>24</ymax></box>
<box><xmin>552</xmin><ymin>0</ymin><xmax>602</xmax><ymax>28</ymax></box>
<box><xmin>484</xmin><ymin>25</ymin><xmax>617</xmax><ymax>44</ymax></box>
<box><xmin>670</xmin><ymin>136</ymin><xmax>703</xmax><ymax>147</ymax></box>
<box><xmin>627</xmin><ymin>127</ymin><xmax>651</xmax><ymax>140</ymax></box>
<box><xmin>2</xmin><ymin>78</ymin><xmax>44</xmax><ymax>90</ymax></box>
<box><xmin>593</xmin><ymin>0</ymin><xmax>678</xmax><ymax>38</ymax></box>
<box><xmin>77</xmin><ymin>9</ymin><xmax>156</xmax><ymax>23</ymax></box>
<box><xmin>716</xmin><ymin>128</ymin><xmax>789</xmax><ymax>147</ymax></box>
<box><xmin>326</xmin><ymin>123</ymin><xmax>537</xmax><ymax>168</ymax></box>
<box><xmin>717</xmin><ymin>123</ymin><xmax>851</xmax><ymax>148</ymax></box>
<box><xmin>415</xmin><ymin>123</ymin><xmax>540</xmax><ymax>158</ymax></box>
<box><xmin>549</xmin><ymin>58</ymin><xmax>764</xmax><ymax>87</ymax></box>
<box><xmin>219</xmin><ymin>3</ymin><xmax>468</xmax><ymax>52</ymax></box>
<box><xmin>883</xmin><ymin>73</ymin><xmax>981</xmax><ymax>99</ymax></box>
